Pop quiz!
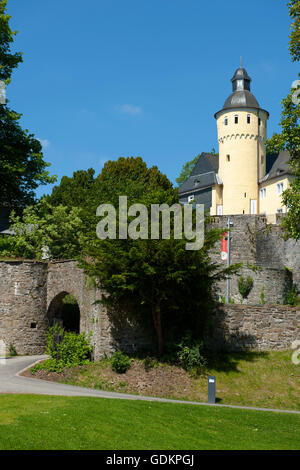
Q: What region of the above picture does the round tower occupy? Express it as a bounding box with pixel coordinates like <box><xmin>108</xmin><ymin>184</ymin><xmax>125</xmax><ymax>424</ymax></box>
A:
<box><xmin>214</xmin><ymin>66</ymin><xmax>269</xmax><ymax>215</ymax></box>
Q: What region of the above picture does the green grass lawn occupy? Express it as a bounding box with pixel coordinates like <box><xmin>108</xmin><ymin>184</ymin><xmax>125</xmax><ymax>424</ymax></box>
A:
<box><xmin>0</xmin><ymin>394</ymin><xmax>299</xmax><ymax>450</ymax></box>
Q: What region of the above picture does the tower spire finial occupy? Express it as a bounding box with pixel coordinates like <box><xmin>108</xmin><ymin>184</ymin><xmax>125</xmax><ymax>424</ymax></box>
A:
<box><xmin>240</xmin><ymin>56</ymin><xmax>242</xmax><ymax>68</ymax></box>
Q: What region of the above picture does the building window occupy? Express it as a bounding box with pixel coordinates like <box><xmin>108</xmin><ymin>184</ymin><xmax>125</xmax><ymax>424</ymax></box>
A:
<box><xmin>234</xmin><ymin>115</ymin><xmax>238</xmax><ymax>124</ymax></box>
<box><xmin>277</xmin><ymin>182</ymin><xmax>284</xmax><ymax>195</ymax></box>
<box><xmin>217</xmin><ymin>205</ymin><xmax>223</xmax><ymax>215</ymax></box>
<box><xmin>258</xmin><ymin>117</ymin><xmax>261</xmax><ymax>126</ymax></box>
<box><xmin>224</xmin><ymin>117</ymin><xmax>228</xmax><ymax>125</ymax></box>
<box><xmin>277</xmin><ymin>208</ymin><xmax>283</xmax><ymax>213</ymax></box>
<box><xmin>244</xmin><ymin>193</ymin><xmax>247</xmax><ymax>198</ymax></box>
<box><xmin>261</xmin><ymin>155</ymin><xmax>264</xmax><ymax>164</ymax></box>
<box><xmin>247</xmin><ymin>114</ymin><xmax>251</xmax><ymax>124</ymax></box>
<box><xmin>226</xmin><ymin>154</ymin><xmax>230</xmax><ymax>162</ymax></box>
<box><xmin>260</xmin><ymin>188</ymin><xmax>266</xmax><ymax>198</ymax></box>
<box><xmin>188</xmin><ymin>195</ymin><xmax>195</xmax><ymax>203</ymax></box>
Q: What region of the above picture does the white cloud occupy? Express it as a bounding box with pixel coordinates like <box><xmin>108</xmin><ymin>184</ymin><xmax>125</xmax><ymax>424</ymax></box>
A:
<box><xmin>38</xmin><ymin>138</ymin><xmax>50</xmax><ymax>149</ymax></box>
<box><xmin>116</xmin><ymin>104</ymin><xmax>142</xmax><ymax>115</ymax></box>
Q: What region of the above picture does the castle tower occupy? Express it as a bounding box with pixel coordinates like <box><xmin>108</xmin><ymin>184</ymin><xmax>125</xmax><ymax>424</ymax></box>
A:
<box><xmin>214</xmin><ymin>66</ymin><xmax>269</xmax><ymax>215</ymax></box>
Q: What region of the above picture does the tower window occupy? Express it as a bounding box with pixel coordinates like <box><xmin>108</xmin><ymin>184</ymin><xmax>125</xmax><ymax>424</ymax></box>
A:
<box><xmin>234</xmin><ymin>115</ymin><xmax>238</xmax><ymax>124</ymax></box>
<box><xmin>261</xmin><ymin>155</ymin><xmax>264</xmax><ymax>164</ymax></box>
<box><xmin>244</xmin><ymin>193</ymin><xmax>247</xmax><ymax>198</ymax></box>
<box><xmin>226</xmin><ymin>154</ymin><xmax>230</xmax><ymax>162</ymax></box>
<box><xmin>258</xmin><ymin>118</ymin><xmax>261</xmax><ymax>126</ymax></box>
<box><xmin>224</xmin><ymin>117</ymin><xmax>228</xmax><ymax>125</ymax></box>
<box><xmin>247</xmin><ymin>114</ymin><xmax>251</xmax><ymax>124</ymax></box>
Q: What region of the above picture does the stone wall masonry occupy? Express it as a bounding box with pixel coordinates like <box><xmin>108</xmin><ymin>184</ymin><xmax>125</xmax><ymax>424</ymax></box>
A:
<box><xmin>0</xmin><ymin>257</ymin><xmax>298</xmax><ymax>357</ymax></box>
<box><xmin>47</xmin><ymin>261</ymin><xmax>153</xmax><ymax>359</ymax></box>
<box><xmin>0</xmin><ymin>261</ymin><xmax>48</xmax><ymax>355</ymax></box>
<box><xmin>208</xmin><ymin>214</ymin><xmax>300</xmax><ymax>303</ymax></box>
<box><xmin>213</xmin><ymin>266</ymin><xmax>292</xmax><ymax>305</ymax></box>
<box><xmin>206</xmin><ymin>303</ymin><xmax>300</xmax><ymax>351</ymax></box>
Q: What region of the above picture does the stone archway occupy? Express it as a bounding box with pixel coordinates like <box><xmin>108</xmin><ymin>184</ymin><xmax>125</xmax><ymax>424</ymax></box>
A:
<box><xmin>47</xmin><ymin>291</ymin><xmax>80</xmax><ymax>333</ymax></box>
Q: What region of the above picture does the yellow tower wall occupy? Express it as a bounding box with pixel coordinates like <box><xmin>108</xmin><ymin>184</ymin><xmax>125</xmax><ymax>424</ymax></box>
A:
<box><xmin>216</xmin><ymin>108</ymin><xmax>268</xmax><ymax>215</ymax></box>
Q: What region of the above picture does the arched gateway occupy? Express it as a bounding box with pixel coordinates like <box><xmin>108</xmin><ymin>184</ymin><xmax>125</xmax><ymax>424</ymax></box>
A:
<box><xmin>0</xmin><ymin>259</ymin><xmax>152</xmax><ymax>359</ymax></box>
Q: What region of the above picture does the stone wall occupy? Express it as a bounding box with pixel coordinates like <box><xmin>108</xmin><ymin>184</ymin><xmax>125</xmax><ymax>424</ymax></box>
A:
<box><xmin>208</xmin><ymin>215</ymin><xmax>300</xmax><ymax>303</ymax></box>
<box><xmin>0</xmin><ymin>261</ymin><xmax>48</xmax><ymax>355</ymax></box>
<box><xmin>0</xmin><ymin>257</ymin><xmax>298</xmax><ymax>357</ymax></box>
<box><xmin>0</xmin><ymin>260</ymin><xmax>153</xmax><ymax>358</ymax></box>
<box><xmin>206</xmin><ymin>303</ymin><xmax>300</xmax><ymax>351</ymax></box>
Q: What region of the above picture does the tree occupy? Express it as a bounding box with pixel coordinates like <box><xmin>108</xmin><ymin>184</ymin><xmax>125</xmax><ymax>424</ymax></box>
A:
<box><xmin>176</xmin><ymin>149</ymin><xmax>218</xmax><ymax>186</ymax></box>
<box><xmin>79</xmin><ymin>157</ymin><xmax>239</xmax><ymax>355</ymax></box>
<box><xmin>176</xmin><ymin>155</ymin><xmax>200</xmax><ymax>186</ymax></box>
<box><xmin>44</xmin><ymin>168</ymin><xmax>96</xmax><ymax>208</ymax></box>
<box><xmin>0</xmin><ymin>201</ymin><xmax>86</xmax><ymax>260</ymax></box>
<box><xmin>0</xmin><ymin>0</ymin><xmax>55</xmax><ymax>210</ymax></box>
<box><xmin>265</xmin><ymin>1</ymin><xmax>300</xmax><ymax>239</ymax></box>
<box><xmin>288</xmin><ymin>0</ymin><xmax>300</xmax><ymax>62</ymax></box>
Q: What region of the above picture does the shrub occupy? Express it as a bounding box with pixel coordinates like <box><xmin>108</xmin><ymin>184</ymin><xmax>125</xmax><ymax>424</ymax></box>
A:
<box><xmin>284</xmin><ymin>284</ymin><xmax>299</xmax><ymax>306</ymax></box>
<box><xmin>9</xmin><ymin>344</ymin><xmax>17</xmax><ymax>356</ymax></box>
<box><xmin>144</xmin><ymin>357</ymin><xmax>159</xmax><ymax>371</ymax></box>
<box><xmin>238</xmin><ymin>275</ymin><xmax>254</xmax><ymax>301</ymax></box>
<box><xmin>31</xmin><ymin>325</ymin><xmax>93</xmax><ymax>373</ymax></box>
<box><xmin>260</xmin><ymin>285</ymin><xmax>266</xmax><ymax>305</ymax></box>
<box><xmin>111</xmin><ymin>351</ymin><xmax>131</xmax><ymax>374</ymax></box>
<box><xmin>176</xmin><ymin>332</ymin><xmax>207</xmax><ymax>371</ymax></box>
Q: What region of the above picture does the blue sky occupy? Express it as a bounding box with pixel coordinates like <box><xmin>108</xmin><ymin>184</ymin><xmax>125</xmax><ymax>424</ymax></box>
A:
<box><xmin>6</xmin><ymin>0</ymin><xmax>299</xmax><ymax>198</ymax></box>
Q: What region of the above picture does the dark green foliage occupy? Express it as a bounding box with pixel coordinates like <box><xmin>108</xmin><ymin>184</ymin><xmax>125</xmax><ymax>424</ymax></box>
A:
<box><xmin>0</xmin><ymin>0</ymin><xmax>56</xmax><ymax>210</ymax></box>
<box><xmin>9</xmin><ymin>343</ymin><xmax>17</xmax><ymax>356</ymax></box>
<box><xmin>111</xmin><ymin>351</ymin><xmax>131</xmax><ymax>374</ymax></box>
<box><xmin>175</xmin><ymin>332</ymin><xmax>207</xmax><ymax>371</ymax></box>
<box><xmin>238</xmin><ymin>276</ymin><xmax>254</xmax><ymax>300</ymax></box>
<box><xmin>284</xmin><ymin>284</ymin><xmax>299</xmax><ymax>306</ymax></box>
<box><xmin>79</xmin><ymin>157</ymin><xmax>240</xmax><ymax>355</ymax></box>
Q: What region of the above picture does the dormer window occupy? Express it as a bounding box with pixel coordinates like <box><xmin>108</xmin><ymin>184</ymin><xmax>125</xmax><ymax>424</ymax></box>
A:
<box><xmin>194</xmin><ymin>179</ymin><xmax>200</xmax><ymax>187</ymax></box>
<box><xmin>247</xmin><ymin>114</ymin><xmax>251</xmax><ymax>124</ymax></box>
<box><xmin>234</xmin><ymin>115</ymin><xmax>238</xmax><ymax>124</ymax></box>
<box><xmin>188</xmin><ymin>195</ymin><xmax>195</xmax><ymax>203</ymax></box>
<box><xmin>224</xmin><ymin>117</ymin><xmax>228</xmax><ymax>125</ymax></box>
<box><xmin>277</xmin><ymin>183</ymin><xmax>284</xmax><ymax>195</ymax></box>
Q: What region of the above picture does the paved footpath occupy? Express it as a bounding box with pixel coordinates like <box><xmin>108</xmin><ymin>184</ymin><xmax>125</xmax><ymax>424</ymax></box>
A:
<box><xmin>0</xmin><ymin>356</ymin><xmax>299</xmax><ymax>415</ymax></box>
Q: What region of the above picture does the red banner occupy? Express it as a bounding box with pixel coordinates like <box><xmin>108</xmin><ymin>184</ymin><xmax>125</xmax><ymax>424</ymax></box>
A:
<box><xmin>221</xmin><ymin>232</ymin><xmax>228</xmax><ymax>260</ymax></box>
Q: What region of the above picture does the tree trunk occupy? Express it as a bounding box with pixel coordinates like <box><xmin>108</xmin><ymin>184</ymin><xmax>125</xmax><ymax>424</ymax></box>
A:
<box><xmin>152</xmin><ymin>304</ymin><xmax>163</xmax><ymax>356</ymax></box>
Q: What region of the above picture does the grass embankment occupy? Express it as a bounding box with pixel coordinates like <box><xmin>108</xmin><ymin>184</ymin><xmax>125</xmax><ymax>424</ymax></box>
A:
<box><xmin>30</xmin><ymin>350</ymin><xmax>300</xmax><ymax>411</ymax></box>
<box><xmin>0</xmin><ymin>394</ymin><xmax>299</xmax><ymax>450</ymax></box>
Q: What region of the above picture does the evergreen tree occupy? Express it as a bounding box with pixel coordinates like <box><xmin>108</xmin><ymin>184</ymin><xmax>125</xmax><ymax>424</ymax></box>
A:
<box><xmin>0</xmin><ymin>0</ymin><xmax>55</xmax><ymax>210</ymax></box>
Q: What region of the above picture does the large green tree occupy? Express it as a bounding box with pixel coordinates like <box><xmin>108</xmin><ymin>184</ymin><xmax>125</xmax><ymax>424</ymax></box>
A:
<box><xmin>0</xmin><ymin>0</ymin><xmax>55</xmax><ymax>210</ymax></box>
<box><xmin>79</xmin><ymin>157</ymin><xmax>238</xmax><ymax>355</ymax></box>
<box><xmin>265</xmin><ymin>1</ymin><xmax>300</xmax><ymax>239</ymax></box>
